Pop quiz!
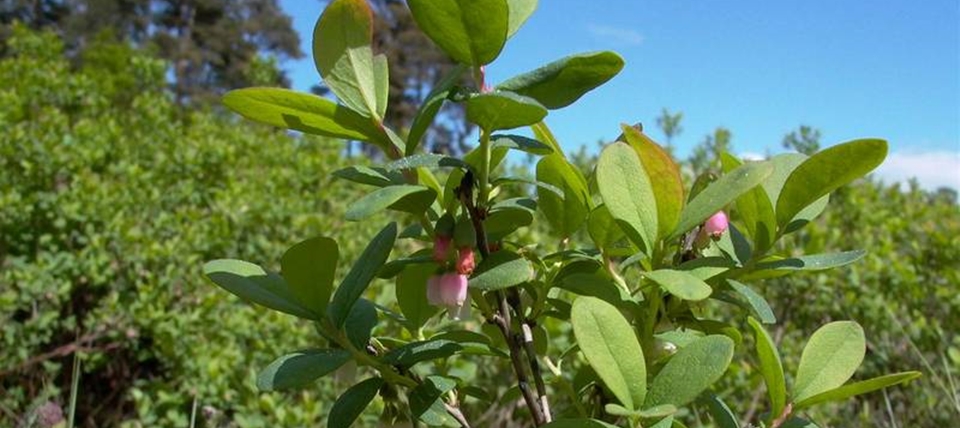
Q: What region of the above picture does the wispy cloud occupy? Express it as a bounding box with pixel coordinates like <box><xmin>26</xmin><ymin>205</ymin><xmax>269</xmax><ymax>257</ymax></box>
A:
<box><xmin>586</xmin><ymin>24</ymin><xmax>644</xmax><ymax>46</ymax></box>
<box><xmin>875</xmin><ymin>150</ymin><xmax>960</xmax><ymax>190</ymax></box>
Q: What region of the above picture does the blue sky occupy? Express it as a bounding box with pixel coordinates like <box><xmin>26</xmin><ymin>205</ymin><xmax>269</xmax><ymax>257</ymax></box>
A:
<box><xmin>279</xmin><ymin>0</ymin><xmax>959</xmax><ymax>190</ymax></box>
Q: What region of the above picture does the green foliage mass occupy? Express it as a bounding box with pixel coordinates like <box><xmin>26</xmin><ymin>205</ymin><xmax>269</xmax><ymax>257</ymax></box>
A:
<box><xmin>2</xmin><ymin>19</ymin><xmax>957</xmax><ymax>427</ymax></box>
<box><xmin>0</xmin><ymin>26</ymin><xmax>381</xmax><ymax>426</ymax></box>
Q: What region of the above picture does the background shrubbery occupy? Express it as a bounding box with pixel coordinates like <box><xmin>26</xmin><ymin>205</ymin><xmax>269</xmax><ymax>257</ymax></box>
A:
<box><xmin>0</xmin><ymin>26</ymin><xmax>957</xmax><ymax>427</ymax></box>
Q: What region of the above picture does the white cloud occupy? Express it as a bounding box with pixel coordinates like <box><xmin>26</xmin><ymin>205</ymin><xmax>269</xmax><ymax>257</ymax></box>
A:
<box><xmin>739</xmin><ymin>152</ymin><xmax>765</xmax><ymax>161</ymax></box>
<box><xmin>586</xmin><ymin>24</ymin><xmax>644</xmax><ymax>46</ymax></box>
<box><xmin>874</xmin><ymin>150</ymin><xmax>960</xmax><ymax>190</ymax></box>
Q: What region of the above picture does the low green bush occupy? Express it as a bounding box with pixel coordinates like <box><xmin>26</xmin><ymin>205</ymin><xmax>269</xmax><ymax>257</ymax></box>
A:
<box><xmin>0</xmin><ymin>25</ymin><xmax>380</xmax><ymax>427</ymax></box>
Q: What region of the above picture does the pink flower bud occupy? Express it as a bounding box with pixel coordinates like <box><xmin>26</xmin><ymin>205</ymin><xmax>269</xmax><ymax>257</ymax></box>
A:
<box><xmin>456</xmin><ymin>247</ymin><xmax>475</xmax><ymax>275</ymax></box>
<box><xmin>426</xmin><ymin>273</ymin><xmax>470</xmax><ymax>320</ymax></box>
<box><xmin>433</xmin><ymin>235</ymin><xmax>452</xmax><ymax>263</ymax></box>
<box><xmin>703</xmin><ymin>211</ymin><xmax>729</xmax><ymax>238</ymax></box>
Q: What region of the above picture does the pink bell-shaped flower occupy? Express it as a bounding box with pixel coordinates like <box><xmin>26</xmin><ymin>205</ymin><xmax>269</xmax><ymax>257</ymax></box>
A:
<box><xmin>695</xmin><ymin>210</ymin><xmax>729</xmax><ymax>248</ymax></box>
<box><xmin>703</xmin><ymin>211</ymin><xmax>729</xmax><ymax>237</ymax></box>
<box><xmin>426</xmin><ymin>273</ymin><xmax>470</xmax><ymax>320</ymax></box>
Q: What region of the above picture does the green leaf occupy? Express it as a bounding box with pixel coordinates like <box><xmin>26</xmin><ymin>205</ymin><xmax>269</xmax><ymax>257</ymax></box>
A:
<box><xmin>333</xmin><ymin>165</ymin><xmax>402</xmax><ymax>187</ymax></box>
<box><xmin>754</xmin><ymin>250</ymin><xmax>866</xmax><ymax>272</ymax></box>
<box><xmin>776</xmin><ymin>139</ymin><xmax>887</xmax><ymax>228</ymax></box>
<box><xmin>645</xmin><ymin>335</ymin><xmax>735</xmax><ymax>408</ymax></box>
<box><xmin>496</xmin><ymin>51</ymin><xmax>624</xmax><ymax>109</ymax></box>
<box><xmin>407</xmin><ymin>0</ymin><xmax>509</xmax><ymax>65</ymax></box>
<box><xmin>373</xmin><ymin>54</ymin><xmax>389</xmax><ymax>118</ymax></box>
<box><xmin>204</xmin><ymin>259</ymin><xmax>317</xmax><ymax>320</ymax></box>
<box><xmin>597</xmin><ymin>142</ymin><xmax>658</xmax><ymax>254</ymax></box>
<box><xmin>747</xmin><ymin>317</ymin><xmax>787</xmax><ymax>418</ymax></box>
<box><xmin>721</xmin><ymin>154</ymin><xmax>777</xmax><ymax>252</ymax></box>
<box><xmin>506</xmin><ymin>0</ymin><xmax>537</xmax><ymax>37</ymax></box>
<box><xmin>542</xmin><ymin>419</ymin><xmax>620</xmax><ymax>428</ymax></box>
<box><xmin>794</xmin><ymin>371</ymin><xmax>922</xmax><ymax>409</ymax></box>
<box><xmin>702</xmin><ymin>394</ymin><xmax>740</xmax><ymax>428</ymax></box>
<box><xmin>793</xmin><ymin>321</ymin><xmax>866</xmax><ymax>401</ymax></box>
<box><xmin>531</xmin><ymin>121</ymin><xmax>564</xmax><ymax>155</ymax></box>
<box><xmin>677</xmin><ymin>257</ymin><xmax>734</xmax><ymax>281</ymax></box>
<box><xmin>409</xmin><ymin>376</ymin><xmax>459</xmax><ymax>427</ymax></box>
<box><xmin>313</xmin><ymin>0</ymin><xmax>381</xmax><ymax>119</ymax></box>
<box><xmin>605</xmin><ymin>403</ymin><xmax>676</xmax><ymax>418</ymax></box>
<box><xmin>329</xmin><ymin>377</ymin><xmax>384</xmax><ymax>428</ymax></box>
<box><xmin>587</xmin><ymin>204</ymin><xmax>626</xmax><ymax>251</ymax></box>
<box><xmin>222</xmin><ymin>88</ymin><xmax>385</xmax><ymax>147</ymax></box>
<box><xmin>280</xmin><ymin>237</ymin><xmax>338</xmax><ymax>316</ymax></box>
<box><xmin>329</xmin><ymin>222</ymin><xmax>397</xmax><ymax>327</ymax></box>
<box><xmin>345</xmin><ymin>185</ymin><xmax>436</xmax><ymax>221</ymax></box>
<box><xmin>671</xmin><ymin>161</ymin><xmax>774</xmax><ymax>239</ymax></box>
<box><xmin>466</xmin><ymin>91</ymin><xmax>547</xmax><ymax>131</ymax></box>
<box><xmin>345</xmin><ymin>298</ymin><xmax>378</xmax><ymax>349</ymax></box>
<box><xmin>557</xmin><ymin>272</ymin><xmax>636</xmax><ymax>311</ymax></box>
<box><xmin>485</xmin><ymin>206</ymin><xmax>534</xmax><ymax>241</ymax></box>
<box><xmin>396</xmin><ymin>262</ymin><xmax>440</xmax><ymax>331</ymax></box>
<box><xmin>383</xmin><ymin>153</ymin><xmax>472</xmax><ymax>172</ymax></box>
<box><xmin>383</xmin><ymin>339</ymin><xmax>462</xmax><ymax>367</ymax></box>
<box><xmin>620</xmin><ymin>125</ymin><xmax>685</xmax><ymax>238</ymax></box>
<box><xmin>760</xmin><ymin>153</ymin><xmax>828</xmax><ymax>233</ymax></box>
<box><xmin>407</xmin><ymin>64</ymin><xmax>467</xmax><ymax>155</ymax></box>
<box><xmin>537</xmin><ymin>154</ymin><xmax>591</xmax><ymax>238</ymax></box>
<box><xmin>256</xmin><ymin>349</ymin><xmax>350</xmax><ymax>391</ymax></box>
<box><xmin>644</xmin><ymin>269</ymin><xmax>712</xmax><ymax>302</ymax></box>
<box><xmin>491</xmin><ymin>134</ymin><xmax>553</xmax><ymax>155</ymax></box>
<box><xmin>571</xmin><ymin>296</ymin><xmax>647</xmax><ymax>410</ymax></box>
<box><xmin>469</xmin><ymin>251</ymin><xmax>534</xmax><ymax>291</ymax></box>
<box><xmin>728</xmin><ymin>280</ymin><xmax>775</xmax><ymax>324</ymax></box>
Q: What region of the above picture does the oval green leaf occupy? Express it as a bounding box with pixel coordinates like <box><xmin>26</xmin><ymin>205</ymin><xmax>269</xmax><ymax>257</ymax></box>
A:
<box><xmin>759</xmin><ymin>153</ymin><xmax>829</xmax><ymax>235</ymax></box>
<box><xmin>345</xmin><ymin>185</ymin><xmax>436</xmax><ymax>221</ymax></box>
<box><xmin>776</xmin><ymin>139</ymin><xmax>887</xmax><ymax>228</ymax></box>
<box><xmin>645</xmin><ymin>335</ymin><xmax>735</xmax><ymax>408</ymax></box>
<box><xmin>793</xmin><ymin>321</ymin><xmax>866</xmax><ymax>402</ymax></box>
<box><xmin>466</xmin><ymin>91</ymin><xmax>547</xmax><ymax>131</ymax></box>
<box><xmin>620</xmin><ymin>125</ymin><xmax>685</xmax><ymax>238</ymax></box>
<box><xmin>407</xmin><ymin>64</ymin><xmax>467</xmax><ymax>154</ymax></box>
<box><xmin>747</xmin><ymin>317</ymin><xmax>787</xmax><ymax>418</ymax></box>
<box><xmin>222</xmin><ymin>88</ymin><xmax>385</xmax><ymax>148</ymax></box>
<box><xmin>396</xmin><ymin>262</ymin><xmax>440</xmax><ymax>331</ymax></box>
<box><xmin>671</xmin><ymin>161</ymin><xmax>773</xmax><ymax>239</ymax></box>
<box><xmin>407</xmin><ymin>0</ymin><xmax>509</xmax><ymax>65</ymax></box>
<box><xmin>721</xmin><ymin>153</ymin><xmax>778</xmax><ymax>253</ymax></box>
<box><xmin>588</xmin><ymin>204</ymin><xmax>626</xmax><ymax>251</ymax></box>
<box><xmin>644</xmin><ymin>269</ymin><xmax>712</xmax><ymax>301</ymax></box>
<box><xmin>728</xmin><ymin>280</ymin><xmax>776</xmax><ymax>324</ymax></box>
<box><xmin>313</xmin><ymin>0</ymin><xmax>381</xmax><ymax>119</ymax></box>
<box><xmin>537</xmin><ymin>154</ymin><xmax>591</xmax><ymax>238</ymax></box>
<box><xmin>496</xmin><ymin>51</ymin><xmax>624</xmax><ymax>109</ymax></box>
<box><xmin>383</xmin><ymin>339</ymin><xmax>463</xmax><ymax>367</ymax></box>
<box><xmin>754</xmin><ymin>250</ymin><xmax>866</xmax><ymax>272</ymax></box>
<box><xmin>597</xmin><ymin>142</ymin><xmax>658</xmax><ymax>254</ymax></box>
<box><xmin>329</xmin><ymin>377</ymin><xmax>384</xmax><ymax>428</ymax></box>
<box><xmin>469</xmin><ymin>251</ymin><xmax>534</xmax><ymax>291</ymax></box>
<box><xmin>204</xmin><ymin>259</ymin><xmax>318</xmax><ymax>320</ymax></box>
<box><xmin>506</xmin><ymin>0</ymin><xmax>538</xmax><ymax>37</ymax></box>
<box><xmin>571</xmin><ymin>296</ymin><xmax>647</xmax><ymax>410</ymax></box>
<box><xmin>491</xmin><ymin>134</ymin><xmax>553</xmax><ymax>155</ymax></box>
<box><xmin>794</xmin><ymin>371</ymin><xmax>922</xmax><ymax>409</ymax></box>
<box><xmin>345</xmin><ymin>298</ymin><xmax>378</xmax><ymax>349</ymax></box>
<box><xmin>257</xmin><ymin>349</ymin><xmax>351</xmax><ymax>391</ymax></box>
<box><xmin>329</xmin><ymin>222</ymin><xmax>398</xmax><ymax>327</ymax></box>
<box><xmin>281</xmin><ymin>237</ymin><xmax>338</xmax><ymax>316</ymax></box>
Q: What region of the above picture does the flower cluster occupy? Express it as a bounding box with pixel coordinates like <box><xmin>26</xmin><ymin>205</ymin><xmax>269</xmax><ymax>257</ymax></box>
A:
<box><xmin>426</xmin><ymin>216</ymin><xmax>475</xmax><ymax>320</ymax></box>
